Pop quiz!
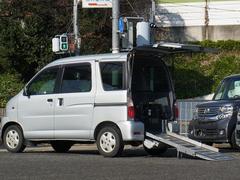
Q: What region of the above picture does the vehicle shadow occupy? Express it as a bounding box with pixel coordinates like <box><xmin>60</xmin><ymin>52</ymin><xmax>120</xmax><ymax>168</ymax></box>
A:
<box><xmin>219</xmin><ymin>148</ymin><xmax>240</xmax><ymax>153</ymax></box>
<box><xmin>67</xmin><ymin>147</ymin><xmax>200</xmax><ymax>160</ymax></box>
<box><xmin>23</xmin><ymin>146</ymin><xmax>179</xmax><ymax>158</ymax></box>
<box><xmin>19</xmin><ymin>145</ymin><xmax>212</xmax><ymax>160</ymax></box>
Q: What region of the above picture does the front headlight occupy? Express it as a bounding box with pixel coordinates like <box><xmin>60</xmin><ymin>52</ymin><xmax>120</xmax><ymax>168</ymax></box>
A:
<box><xmin>219</xmin><ymin>105</ymin><xmax>233</xmax><ymax>114</ymax></box>
<box><xmin>218</xmin><ymin>105</ymin><xmax>233</xmax><ymax>120</ymax></box>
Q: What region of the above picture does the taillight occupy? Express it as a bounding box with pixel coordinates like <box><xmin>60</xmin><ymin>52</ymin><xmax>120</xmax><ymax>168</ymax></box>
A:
<box><xmin>128</xmin><ymin>106</ymin><xmax>135</xmax><ymax>119</ymax></box>
<box><xmin>174</xmin><ymin>104</ymin><xmax>179</xmax><ymax>119</ymax></box>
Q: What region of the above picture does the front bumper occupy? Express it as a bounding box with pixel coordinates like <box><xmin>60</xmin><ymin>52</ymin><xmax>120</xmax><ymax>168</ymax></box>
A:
<box><xmin>188</xmin><ymin>118</ymin><xmax>231</xmax><ymax>143</ymax></box>
<box><xmin>117</xmin><ymin>121</ymin><xmax>144</xmax><ymax>141</ymax></box>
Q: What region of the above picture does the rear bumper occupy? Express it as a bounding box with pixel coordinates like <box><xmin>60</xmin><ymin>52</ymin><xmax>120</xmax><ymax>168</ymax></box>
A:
<box><xmin>188</xmin><ymin>118</ymin><xmax>231</xmax><ymax>143</ymax></box>
<box><xmin>117</xmin><ymin>121</ymin><xmax>144</xmax><ymax>141</ymax></box>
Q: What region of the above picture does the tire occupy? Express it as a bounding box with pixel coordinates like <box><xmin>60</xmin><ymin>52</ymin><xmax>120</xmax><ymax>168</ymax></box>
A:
<box><xmin>51</xmin><ymin>141</ymin><xmax>73</xmax><ymax>153</ymax></box>
<box><xmin>231</xmin><ymin>131</ymin><xmax>240</xmax><ymax>150</ymax></box>
<box><xmin>3</xmin><ymin>125</ymin><xmax>26</xmax><ymax>153</ymax></box>
<box><xmin>96</xmin><ymin>126</ymin><xmax>124</xmax><ymax>157</ymax></box>
<box><xmin>204</xmin><ymin>142</ymin><xmax>213</xmax><ymax>146</ymax></box>
<box><xmin>144</xmin><ymin>145</ymin><xmax>167</xmax><ymax>156</ymax></box>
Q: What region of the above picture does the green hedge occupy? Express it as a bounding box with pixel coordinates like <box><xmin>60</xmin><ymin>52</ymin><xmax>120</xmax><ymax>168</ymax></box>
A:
<box><xmin>0</xmin><ymin>73</ymin><xmax>24</xmax><ymax>107</ymax></box>
<box><xmin>174</xmin><ymin>40</ymin><xmax>240</xmax><ymax>99</ymax></box>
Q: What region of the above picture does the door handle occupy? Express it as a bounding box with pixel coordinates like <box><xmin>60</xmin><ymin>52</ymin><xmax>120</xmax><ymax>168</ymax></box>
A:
<box><xmin>47</xmin><ymin>98</ymin><xmax>53</xmax><ymax>102</ymax></box>
<box><xmin>58</xmin><ymin>98</ymin><xmax>64</xmax><ymax>106</ymax></box>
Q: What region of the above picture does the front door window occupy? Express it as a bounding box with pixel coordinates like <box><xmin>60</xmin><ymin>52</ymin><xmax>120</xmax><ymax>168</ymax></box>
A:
<box><xmin>27</xmin><ymin>68</ymin><xmax>58</xmax><ymax>95</ymax></box>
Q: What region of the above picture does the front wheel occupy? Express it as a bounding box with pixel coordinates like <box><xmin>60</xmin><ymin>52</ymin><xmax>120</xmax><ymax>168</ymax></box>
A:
<box><xmin>96</xmin><ymin>126</ymin><xmax>124</xmax><ymax>157</ymax></box>
<box><xmin>3</xmin><ymin>125</ymin><xmax>26</xmax><ymax>153</ymax></box>
<box><xmin>51</xmin><ymin>141</ymin><xmax>73</xmax><ymax>153</ymax></box>
<box><xmin>204</xmin><ymin>142</ymin><xmax>213</xmax><ymax>146</ymax></box>
<box><xmin>231</xmin><ymin>131</ymin><xmax>240</xmax><ymax>150</ymax></box>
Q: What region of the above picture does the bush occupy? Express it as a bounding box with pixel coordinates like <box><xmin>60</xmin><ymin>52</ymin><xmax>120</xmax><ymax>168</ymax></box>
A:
<box><xmin>0</xmin><ymin>73</ymin><xmax>24</xmax><ymax>108</ymax></box>
<box><xmin>174</xmin><ymin>40</ymin><xmax>240</xmax><ymax>99</ymax></box>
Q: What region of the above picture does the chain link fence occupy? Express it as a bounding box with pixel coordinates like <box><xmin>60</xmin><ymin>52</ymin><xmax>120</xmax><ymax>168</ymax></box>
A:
<box><xmin>177</xmin><ymin>100</ymin><xmax>208</xmax><ymax>136</ymax></box>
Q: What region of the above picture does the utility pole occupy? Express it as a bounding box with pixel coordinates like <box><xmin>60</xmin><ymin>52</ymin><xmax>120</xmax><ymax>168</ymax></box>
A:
<box><xmin>204</xmin><ymin>0</ymin><xmax>209</xmax><ymax>40</ymax></box>
<box><xmin>150</xmin><ymin>0</ymin><xmax>156</xmax><ymax>44</ymax></box>
<box><xmin>73</xmin><ymin>0</ymin><xmax>80</xmax><ymax>55</ymax></box>
<box><xmin>112</xmin><ymin>0</ymin><xmax>120</xmax><ymax>53</ymax></box>
<box><xmin>150</xmin><ymin>0</ymin><xmax>156</xmax><ymax>23</ymax></box>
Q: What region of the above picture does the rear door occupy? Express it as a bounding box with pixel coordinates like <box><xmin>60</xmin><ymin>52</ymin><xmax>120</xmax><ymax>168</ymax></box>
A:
<box><xmin>54</xmin><ymin>62</ymin><xmax>95</xmax><ymax>139</ymax></box>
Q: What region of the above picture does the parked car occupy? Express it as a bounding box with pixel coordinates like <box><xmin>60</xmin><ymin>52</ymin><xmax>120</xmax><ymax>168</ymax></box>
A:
<box><xmin>0</xmin><ymin>48</ymin><xmax>177</xmax><ymax>157</ymax></box>
<box><xmin>188</xmin><ymin>74</ymin><xmax>240</xmax><ymax>150</ymax></box>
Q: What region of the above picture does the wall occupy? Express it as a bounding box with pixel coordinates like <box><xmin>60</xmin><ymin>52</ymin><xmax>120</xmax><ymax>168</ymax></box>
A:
<box><xmin>155</xmin><ymin>1</ymin><xmax>240</xmax><ymax>41</ymax></box>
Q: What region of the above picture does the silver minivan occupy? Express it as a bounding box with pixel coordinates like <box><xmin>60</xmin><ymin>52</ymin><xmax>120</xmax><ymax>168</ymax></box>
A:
<box><xmin>0</xmin><ymin>48</ymin><xmax>176</xmax><ymax>157</ymax></box>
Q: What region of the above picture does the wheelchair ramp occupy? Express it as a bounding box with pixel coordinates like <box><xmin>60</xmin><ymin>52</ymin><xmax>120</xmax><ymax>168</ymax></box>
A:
<box><xmin>145</xmin><ymin>132</ymin><xmax>233</xmax><ymax>161</ymax></box>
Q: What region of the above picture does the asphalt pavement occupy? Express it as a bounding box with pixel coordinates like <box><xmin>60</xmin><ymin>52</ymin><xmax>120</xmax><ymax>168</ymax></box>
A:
<box><xmin>0</xmin><ymin>144</ymin><xmax>240</xmax><ymax>180</ymax></box>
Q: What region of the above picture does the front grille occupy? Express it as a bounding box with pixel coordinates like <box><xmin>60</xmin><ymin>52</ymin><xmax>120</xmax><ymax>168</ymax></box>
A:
<box><xmin>195</xmin><ymin>129</ymin><xmax>219</xmax><ymax>137</ymax></box>
<box><xmin>205</xmin><ymin>129</ymin><xmax>218</xmax><ymax>136</ymax></box>
<box><xmin>198</xmin><ymin>106</ymin><xmax>219</xmax><ymax>117</ymax></box>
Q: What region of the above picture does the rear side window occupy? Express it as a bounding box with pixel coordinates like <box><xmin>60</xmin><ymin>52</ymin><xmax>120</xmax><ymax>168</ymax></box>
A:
<box><xmin>100</xmin><ymin>62</ymin><xmax>125</xmax><ymax>91</ymax></box>
<box><xmin>61</xmin><ymin>64</ymin><xmax>91</xmax><ymax>93</ymax></box>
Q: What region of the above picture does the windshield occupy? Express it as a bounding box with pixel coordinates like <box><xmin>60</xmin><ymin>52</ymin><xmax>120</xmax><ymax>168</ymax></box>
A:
<box><xmin>214</xmin><ymin>78</ymin><xmax>240</xmax><ymax>100</ymax></box>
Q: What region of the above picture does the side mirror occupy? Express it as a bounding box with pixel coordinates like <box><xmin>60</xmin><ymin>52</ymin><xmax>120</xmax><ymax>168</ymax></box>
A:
<box><xmin>23</xmin><ymin>86</ymin><xmax>30</xmax><ymax>97</ymax></box>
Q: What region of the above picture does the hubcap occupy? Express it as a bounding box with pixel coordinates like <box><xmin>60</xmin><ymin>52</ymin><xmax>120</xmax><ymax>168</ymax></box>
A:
<box><xmin>6</xmin><ymin>130</ymin><xmax>19</xmax><ymax>149</ymax></box>
<box><xmin>100</xmin><ymin>132</ymin><xmax>116</xmax><ymax>153</ymax></box>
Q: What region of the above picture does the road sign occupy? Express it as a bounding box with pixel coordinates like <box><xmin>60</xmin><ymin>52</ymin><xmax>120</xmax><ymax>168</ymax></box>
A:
<box><xmin>82</xmin><ymin>0</ymin><xmax>112</xmax><ymax>8</ymax></box>
<box><xmin>118</xmin><ymin>17</ymin><xmax>124</xmax><ymax>33</ymax></box>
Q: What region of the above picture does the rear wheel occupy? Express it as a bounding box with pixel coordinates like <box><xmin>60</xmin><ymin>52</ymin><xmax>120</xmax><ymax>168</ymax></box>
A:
<box><xmin>3</xmin><ymin>125</ymin><xmax>26</xmax><ymax>153</ymax></box>
<box><xmin>96</xmin><ymin>126</ymin><xmax>124</xmax><ymax>157</ymax></box>
<box><xmin>51</xmin><ymin>141</ymin><xmax>73</xmax><ymax>153</ymax></box>
<box><xmin>231</xmin><ymin>131</ymin><xmax>240</xmax><ymax>150</ymax></box>
<box><xmin>144</xmin><ymin>144</ymin><xmax>168</xmax><ymax>156</ymax></box>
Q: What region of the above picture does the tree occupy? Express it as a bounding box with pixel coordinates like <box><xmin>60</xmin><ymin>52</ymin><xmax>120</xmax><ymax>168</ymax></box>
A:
<box><xmin>0</xmin><ymin>0</ymin><xmax>114</xmax><ymax>81</ymax></box>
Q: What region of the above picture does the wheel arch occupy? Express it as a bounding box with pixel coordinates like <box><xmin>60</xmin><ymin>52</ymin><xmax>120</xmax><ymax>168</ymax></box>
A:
<box><xmin>228</xmin><ymin>119</ymin><xmax>237</xmax><ymax>140</ymax></box>
<box><xmin>94</xmin><ymin>121</ymin><xmax>122</xmax><ymax>140</ymax></box>
<box><xmin>1</xmin><ymin>122</ymin><xmax>24</xmax><ymax>141</ymax></box>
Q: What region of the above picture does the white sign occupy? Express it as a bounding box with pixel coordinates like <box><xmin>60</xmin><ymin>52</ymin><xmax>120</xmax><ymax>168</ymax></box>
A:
<box><xmin>82</xmin><ymin>0</ymin><xmax>112</xmax><ymax>8</ymax></box>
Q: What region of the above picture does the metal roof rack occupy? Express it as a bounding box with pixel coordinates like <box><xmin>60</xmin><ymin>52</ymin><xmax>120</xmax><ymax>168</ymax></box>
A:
<box><xmin>133</xmin><ymin>41</ymin><xmax>218</xmax><ymax>56</ymax></box>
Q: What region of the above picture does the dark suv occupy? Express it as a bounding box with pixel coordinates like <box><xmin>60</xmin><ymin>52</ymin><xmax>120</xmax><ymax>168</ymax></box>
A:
<box><xmin>188</xmin><ymin>74</ymin><xmax>240</xmax><ymax>149</ymax></box>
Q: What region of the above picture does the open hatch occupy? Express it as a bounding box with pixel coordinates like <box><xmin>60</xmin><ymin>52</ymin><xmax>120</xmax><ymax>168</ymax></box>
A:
<box><xmin>129</xmin><ymin>42</ymin><xmax>217</xmax><ymax>135</ymax></box>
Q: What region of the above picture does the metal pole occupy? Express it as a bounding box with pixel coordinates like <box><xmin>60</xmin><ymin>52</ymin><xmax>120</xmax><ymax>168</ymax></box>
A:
<box><xmin>204</xmin><ymin>0</ymin><xmax>209</xmax><ymax>40</ymax></box>
<box><xmin>112</xmin><ymin>0</ymin><xmax>120</xmax><ymax>53</ymax></box>
<box><xmin>150</xmin><ymin>0</ymin><xmax>156</xmax><ymax>44</ymax></box>
<box><xmin>150</xmin><ymin>0</ymin><xmax>156</xmax><ymax>23</ymax></box>
<box><xmin>73</xmin><ymin>0</ymin><xmax>80</xmax><ymax>55</ymax></box>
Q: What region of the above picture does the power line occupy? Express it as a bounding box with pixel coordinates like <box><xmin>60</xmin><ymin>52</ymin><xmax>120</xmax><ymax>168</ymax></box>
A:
<box><xmin>158</xmin><ymin>1</ymin><xmax>240</xmax><ymax>13</ymax></box>
<box><xmin>126</xmin><ymin>0</ymin><xmax>140</xmax><ymax>17</ymax></box>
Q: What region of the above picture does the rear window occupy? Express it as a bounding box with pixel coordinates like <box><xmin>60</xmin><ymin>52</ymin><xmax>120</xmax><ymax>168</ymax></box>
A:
<box><xmin>100</xmin><ymin>62</ymin><xmax>125</xmax><ymax>91</ymax></box>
